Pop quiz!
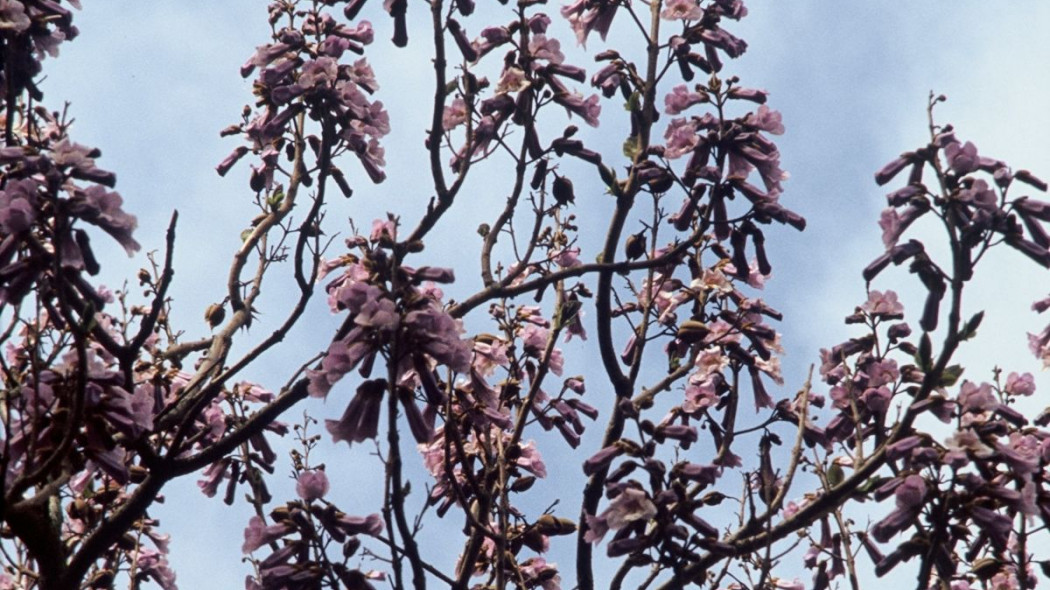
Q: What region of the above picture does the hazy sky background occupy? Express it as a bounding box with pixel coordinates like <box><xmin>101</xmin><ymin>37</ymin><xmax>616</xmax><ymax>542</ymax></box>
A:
<box><xmin>39</xmin><ymin>2</ymin><xmax>1050</xmax><ymax>588</ymax></box>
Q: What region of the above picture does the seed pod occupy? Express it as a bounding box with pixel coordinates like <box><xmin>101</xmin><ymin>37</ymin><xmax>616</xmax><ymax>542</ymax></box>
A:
<box><xmin>624</xmin><ymin>231</ymin><xmax>647</xmax><ymax>261</ymax></box>
<box><xmin>552</xmin><ymin>174</ymin><xmax>575</xmax><ymax>206</ymax></box>
<box><xmin>205</xmin><ymin>302</ymin><xmax>226</xmax><ymax>328</ymax></box>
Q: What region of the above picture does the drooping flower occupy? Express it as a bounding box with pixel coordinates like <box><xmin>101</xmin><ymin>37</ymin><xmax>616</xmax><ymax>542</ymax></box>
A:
<box><xmin>745</xmin><ymin>105</ymin><xmax>784</xmax><ymax>135</ymax></box>
<box><xmin>295</xmin><ymin>469</ymin><xmax>330</xmax><ymax>501</ymax></box>
<box><xmin>242</xmin><ymin>516</ymin><xmax>293</xmax><ymax>554</ymax></box>
<box><xmin>561</xmin><ymin>0</ymin><xmax>618</xmax><ymax>46</ymax></box>
<box><xmin>442</xmin><ymin>97</ymin><xmax>469</xmax><ymax>130</ymax></box>
<box><xmin>945</xmin><ymin>140</ymin><xmax>979</xmax><ymax>175</ymax></box>
<box><xmin>325</xmin><ymin>379</ymin><xmax>386</xmax><ymax>445</ymax></box>
<box><xmin>583</xmin><ymin>486</ymin><xmax>657</xmax><ymax>544</ymax></box>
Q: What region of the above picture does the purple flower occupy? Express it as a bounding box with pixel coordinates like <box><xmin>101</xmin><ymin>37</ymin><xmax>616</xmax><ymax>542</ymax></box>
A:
<box><xmin>592</xmin><ymin>63</ymin><xmax>622</xmax><ymax>98</ymax></box>
<box><xmin>355</xmin><ymin>298</ymin><xmax>399</xmax><ymax>331</ymax></box>
<box><xmin>863</xmin><ymin>359</ymin><xmax>899</xmax><ymax>388</ymax></box>
<box><xmin>295</xmin><ymin>469</ymin><xmax>330</xmax><ymax>501</ymax></box>
<box><xmin>241</xmin><ymin>43</ymin><xmax>293</xmax><ymax>78</ymax></box>
<box><xmin>583</xmin><ymin>445</ymin><xmax>624</xmax><ymax>476</ymax></box>
<box><xmin>472</xmin><ymin>26</ymin><xmax>512</xmax><ymax>59</ymax></box>
<box><xmin>197</xmin><ymin>460</ymin><xmax>229</xmax><ymax>498</ymax></box>
<box><xmin>553</xmin><ymin>247</ymin><xmax>581</xmax><ymax>268</ymax></box>
<box><xmin>661</xmin><ymin>0</ymin><xmax>703</xmax><ymax>20</ymax></box>
<box><xmin>728</xmin><ymin>86</ymin><xmax>768</xmax><ymax>103</ymax></box>
<box><xmin>517</xmin><ymin>440</ymin><xmax>548</xmax><ymax>477</ymax></box>
<box><xmin>878</xmin><ymin>205</ymin><xmax>924</xmax><ymax>248</ymax></box>
<box><xmin>860</xmin><ymin>289</ymin><xmax>904</xmax><ymax>318</ymax></box>
<box><xmin>860</xmin><ymin>386</ymin><xmax>891</xmax><ymax>414</ymax></box>
<box><xmin>528</xmin><ymin>34</ymin><xmax>564</xmax><ymax>64</ymax></box>
<box><xmin>957</xmin><ymin>182</ymin><xmax>996</xmax><ymax>215</ymax></box>
<box><xmin>745</xmin><ymin>105</ymin><xmax>784</xmax><ymax>135</ymax></box>
<box><xmin>583</xmin><ymin>486</ymin><xmax>657</xmax><ymax>544</ymax></box>
<box><xmin>242</xmin><ymin>516</ymin><xmax>293</xmax><ymax>554</ymax></box>
<box><xmin>970</xmin><ymin>506</ymin><xmax>1012</xmax><ymax>550</ymax></box>
<box><xmin>325</xmin><ymin>379</ymin><xmax>386</xmax><ymax>445</ymax></box>
<box><xmin>404</xmin><ymin>307</ymin><xmax>472</xmax><ymax>372</ymax></box>
<box><xmin>875</xmin><ymin>152</ymin><xmax>915</xmax><ymax>186</ymax></box>
<box><xmin>0</xmin><ymin>1</ymin><xmax>31</xmax><ymax>33</ymax></box>
<box><xmin>442</xmin><ymin>97</ymin><xmax>468</xmax><ymax>130</ymax></box>
<box><xmin>1004</xmin><ymin>371</ymin><xmax>1036</xmax><ymax>396</ymax></box>
<box><xmin>664</xmin><ymin>84</ymin><xmax>705</xmax><ymax>115</ymax></box>
<box><xmin>663</xmin><ymin>118</ymin><xmax>699</xmax><ymax>159</ymax></box>
<box><xmin>673</xmin><ymin>462</ymin><xmax>719</xmax><ymax>487</ymax></box>
<box><xmin>307</xmin><ymin>333</ymin><xmax>375</xmax><ymax>398</ymax></box>
<box><xmin>335</xmin><ymin>512</ymin><xmax>384</xmax><ymax>537</ymax></box>
<box><xmin>561</xmin><ymin>0</ymin><xmax>618</xmax><ymax>46</ymax></box>
<box><xmin>945</xmin><ymin>140</ymin><xmax>979</xmax><ymax>175</ymax></box>
<box><xmin>958</xmin><ymin>380</ymin><xmax>997</xmax><ymax>413</ymax></box>
<box><xmin>135</xmin><ymin>548</ymin><xmax>177</xmax><ymax>590</ymax></box>
<box><xmin>894</xmin><ymin>474</ymin><xmax>927</xmax><ymax>509</ymax></box>
<box><xmin>553</xmin><ymin>91</ymin><xmax>601</xmax><ymax>127</ymax></box>
<box><xmin>68</xmin><ymin>186</ymin><xmax>140</xmax><ymax>254</ymax></box>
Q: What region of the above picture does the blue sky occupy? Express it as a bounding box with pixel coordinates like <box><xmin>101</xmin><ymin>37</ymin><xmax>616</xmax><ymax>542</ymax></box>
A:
<box><xmin>41</xmin><ymin>2</ymin><xmax>1050</xmax><ymax>588</ymax></box>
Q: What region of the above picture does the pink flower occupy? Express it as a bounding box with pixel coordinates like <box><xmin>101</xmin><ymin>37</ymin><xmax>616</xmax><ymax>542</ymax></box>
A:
<box><xmin>878</xmin><ymin>208</ymin><xmax>903</xmax><ymax>248</ymax></box>
<box><xmin>554</xmin><ymin>92</ymin><xmax>601</xmax><ymax>127</ymax></box>
<box><xmin>528</xmin><ymin>34</ymin><xmax>564</xmax><ymax>64</ymax></box>
<box><xmin>1004</xmin><ymin>371</ymin><xmax>1036</xmax><ymax>396</ymax></box>
<box><xmin>860</xmin><ymin>289</ymin><xmax>904</xmax><ymax>318</ymax></box>
<box><xmin>1028</xmin><ymin>326</ymin><xmax>1050</xmax><ymax>368</ymax></box>
<box><xmin>945</xmin><ymin>140</ymin><xmax>979</xmax><ymax>175</ymax></box>
<box><xmin>370</xmin><ymin>217</ymin><xmax>396</xmax><ymax>242</ymax></box>
<box><xmin>660</xmin><ymin>0</ymin><xmax>703</xmax><ymax>21</ymax></box>
<box><xmin>242</xmin><ymin>516</ymin><xmax>292</xmax><ymax>554</ymax></box>
<box><xmin>561</xmin><ymin>0</ymin><xmax>618</xmax><ymax>46</ymax></box>
<box><xmin>663</xmin><ymin>118</ymin><xmax>699</xmax><ymax>159</ymax></box>
<box><xmin>517</xmin><ymin>440</ymin><xmax>547</xmax><ymax>478</ymax></box>
<box><xmin>664</xmin><ymin>84</ymin><xmax>704</xmax><ymax>115</ymax></box>
<box><xmin>864</xmin><ymin>359</ymin><xmax>899</xmax><ymax>388</ymax></box>
<box><xmin>745</xmin><ymin>105</ymin><xmax>784</xmax><ymax>135</ymax></box>
<box><xmin>958</xmin><ymin>380</ymin><xmax>997</xmax><ymax>413</ymax></box>
<box><xmin>325</xmin><ymin>379</ymin><xmax>386</xmax><ymax>445</ymax></box>
<box><xmin>583</xmin><ymin>486</ymin><xmax>657</xmax><ymax>544</ymax></box>
<box><xmin>295</xmin><ymin>469</ymin><xmax>330</xmax><ymax>501</ymax></box>
<box><xmin>553</xmin><ymin>247</ymin><xmax>581</xmax><ymax>268</ymax></box>
<box><xmin>894</xmin><ymin>474</ymin><xmax>926</xmax><ymax>509</ymax></box>
<box><xmin>442</xmin><ymin>97</ymin><xmax>468</xmax><ymax>130</ymax></box>
<box><xmin>496</xmin><ymin>66</ymin><xmax>529</xmax><ymax>94</ymax></box>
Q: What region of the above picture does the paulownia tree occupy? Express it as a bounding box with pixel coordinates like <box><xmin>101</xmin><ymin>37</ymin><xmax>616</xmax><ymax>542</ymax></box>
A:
<box><xmin>1</xmin><ymin>1</ymin><xmax>1049</xmax><ymax>589</ymax></box>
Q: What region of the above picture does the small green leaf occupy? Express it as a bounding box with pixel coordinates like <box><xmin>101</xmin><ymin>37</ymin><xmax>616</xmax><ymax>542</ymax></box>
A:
<box><xmin>856</xmin><ymin>476</ymin><xmax>887</xmax><ymax>495</ymax></box>
<box><xmin>959</xmin><ymin>310</ymin><xmax>984</xmax><ymax>341</ymax></box>
<box><xmin>624</xmin><ymin>91</ymin><xmax>641</xmax><ymax>112</ymax></box>
<box><xmin>939</xmin><ymin>364</ymin><xmax>964</xmax><ymax>387</ymax></box>
<box><xmin>622</xmin><ymin>135</ymin><xmax>641</xmax><ymax>159</ymax></box>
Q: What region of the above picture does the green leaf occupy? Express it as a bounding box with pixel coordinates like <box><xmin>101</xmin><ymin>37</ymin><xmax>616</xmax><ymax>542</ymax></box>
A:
<box><xmin>624</xmin><ymin>91</ymin><xmax>641</xmax><ymax>112</ymax></box>
<box><xmin>622</xmin><ymin>135</ymin><xmax>641</xmax><ymax>159</ymax></box>
<box><xmin>959</xmin><ymin>310</ymin><xmax>984</xmax><ymax>341</ymax></box>
<box><xmin>856</xmin><ymin>476</ymin><xmax>887</xmax><ymax>495</ymax></box>
<box><xmin>939</xmin><ymin>364</ymin><xmax>964</xmax><ymax>387</ymax></box>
